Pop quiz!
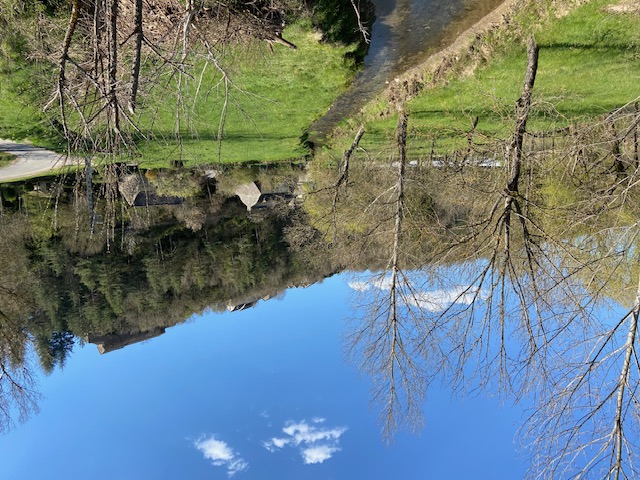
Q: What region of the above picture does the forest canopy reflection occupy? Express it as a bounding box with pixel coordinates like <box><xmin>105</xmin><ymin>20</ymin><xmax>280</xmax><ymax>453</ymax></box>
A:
<box><xmin>1</xmin><ymin>96</ymin><xmax>640</xmax><ymax>477</ymax></box>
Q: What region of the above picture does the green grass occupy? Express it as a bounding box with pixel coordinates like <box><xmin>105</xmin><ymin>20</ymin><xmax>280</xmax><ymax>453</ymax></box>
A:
<box><xmin>0</xmin><ymin>151</ymin><xmax>15</xmax><ymax>167</ymax></box>
<box><xmin>0</xmin><ymin>19</ymin><xmax>358</xmax><ymax>167</ymax></box>
<box><xmin>2</xmin><ymin>1</ymin><xmax>637</xmax><ymax>167</ymax></box>
<box><xmin>0</xmin><ymin>61</ymin><xmax>63</xmax><ymax>151</ymax></box>
<box><xmin>336</xmin><ymin>0</ymin><xmax>640</xmax><ymax>158</ymax></box>
<box><xmin>134</xmin><ymin>20</ymin><xmax>359</xmax><ymax>167</ymax></box>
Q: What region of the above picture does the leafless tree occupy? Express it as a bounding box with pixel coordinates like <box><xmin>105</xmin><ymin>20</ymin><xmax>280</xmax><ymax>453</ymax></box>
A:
<box><xmin>340</xmin><ymin>41</ymin><xmax>640</xmax><ymax>477</ymax></box>
<box><xmin>43</xmin><ymin>0</ymin><xmax>299</xmax><ymax>154</ymax></box>
<box><xmin>346</xmin><ymin>107</ymin><xmax>434</xmax><ymax>437</ymax></box>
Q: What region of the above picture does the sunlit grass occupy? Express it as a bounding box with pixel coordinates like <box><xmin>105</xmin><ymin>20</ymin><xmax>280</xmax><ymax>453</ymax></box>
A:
<box><xmin>347</xmin><ymin>0</ymin><xmax>640</xmax><ymax>158</ymax></box>
<box><xmin>0</xmin><ymin>62</ymin><xmax>62</xmax><ymax>151</ymax></box>
<box><xmin>0</xmin><ymin>19</ymin><xmax>358</xmax><ymax>166</ymax></box>
<box><xmin>135</xmin><ymin>20</ymin><xmax>359</xmax><ymax>167</ymax></box>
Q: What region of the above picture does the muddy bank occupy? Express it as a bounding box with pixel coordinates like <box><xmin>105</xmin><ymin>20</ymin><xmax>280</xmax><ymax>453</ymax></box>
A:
<box><xmin>383</xmin><ymin>0</ymin><xmax>524</xmax><ymax>107</ymax></box>
<box><xmin>307</xmin><ymin>0</ymin><xmax>509</xmax><ymax>143</ymax></box>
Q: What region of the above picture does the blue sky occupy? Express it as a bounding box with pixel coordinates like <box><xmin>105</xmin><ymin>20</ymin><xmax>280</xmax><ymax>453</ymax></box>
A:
<box><xmin>0</xmin><ymin>274</ymin><xmax>526</xmax><ymax>479</ymax></box>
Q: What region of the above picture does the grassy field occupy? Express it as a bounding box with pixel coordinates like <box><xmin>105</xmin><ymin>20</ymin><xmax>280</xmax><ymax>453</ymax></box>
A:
<box><xmin>1</xmin><ymin>1</ymin><xmax>637</xmax><ymax>169</ymax></box>
<box><xmin>134</xmin><ymin>20</ymin><xmax>359</xmax><ymax>167</ymax></box>
<box><xmin>0</xmin><ymin>151</ymin><xmax>15</xmax><ymax>167</ymax></box>
<box><xmin>0</xmin><ymin>18</ymin><xmax>359</xmax><ymax>167</ymax></box>
<box><xmin>0</xmin><ymin>60</ymin><xmax>63</xmax><ymax>151</ymax></box>
<box><xmin>324</xmin><ymin>0</ymin><xmax>640</xmax><ymax>159</ymax></box>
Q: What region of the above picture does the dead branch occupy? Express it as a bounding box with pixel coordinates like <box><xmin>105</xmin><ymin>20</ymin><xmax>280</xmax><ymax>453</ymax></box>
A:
<box><xmin>128</xmin><ymin>0</ymin><xmax>144</xmax><ymax>114</ymax></box>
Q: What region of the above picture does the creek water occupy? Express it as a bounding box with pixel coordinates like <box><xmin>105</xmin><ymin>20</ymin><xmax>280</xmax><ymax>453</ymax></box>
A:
<box><xmin>308</xmin><ymin>0</ymin><xmax>504</xmax><ymax>142</ymax></box>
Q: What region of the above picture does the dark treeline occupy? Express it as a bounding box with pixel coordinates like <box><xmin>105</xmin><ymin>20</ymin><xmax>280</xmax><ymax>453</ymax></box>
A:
<box><xmin>0</xmin><ymin>165</ymin><xmax>342</xmax><ymax>377</ymax></box>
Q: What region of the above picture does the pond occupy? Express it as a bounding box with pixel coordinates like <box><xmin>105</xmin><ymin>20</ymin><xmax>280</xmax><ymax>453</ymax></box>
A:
<box><xmin>1</xmin><ymin>137</ymin><xmax>640</xmax><ymax>479</ymax></box>
<box><xmin>0</xmin><ymin>273</ymin><xmax>525</xmax><ymax>479</ymax></box>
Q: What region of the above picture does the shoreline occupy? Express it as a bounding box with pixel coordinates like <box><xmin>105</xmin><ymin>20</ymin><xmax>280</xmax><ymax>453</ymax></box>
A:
<box><xmin>381</xmin><ymin>0</ymin><xmax>524</xmax><ymax>107</ymax></box>
<box><xmin>0</xmin><ymin>139</ymin><xmax>73</xmax><ymax>182</ymax></box>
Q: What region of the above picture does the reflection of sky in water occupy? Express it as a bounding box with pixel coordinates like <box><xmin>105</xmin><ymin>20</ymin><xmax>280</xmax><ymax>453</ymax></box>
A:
<box><xmin>348</xmin><ymin>272</ymin><xmax>488</xmax><ymax>312</ymax></box>
<box><xmin>0</xmin><ymin>275</ymin><xmax>525</xmax><ymax>479</ymax></box>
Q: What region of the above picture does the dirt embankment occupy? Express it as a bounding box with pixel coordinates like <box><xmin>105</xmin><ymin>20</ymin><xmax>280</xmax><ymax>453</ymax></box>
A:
<box><xmin>381</xmin><ymin>0</ymin><xmax>601</xmax><ymax>108</ymax></box>
<box><xmin>605</xmin><ymin>0</ymin><xmax>640</xmax><ymax>14</ymax></box>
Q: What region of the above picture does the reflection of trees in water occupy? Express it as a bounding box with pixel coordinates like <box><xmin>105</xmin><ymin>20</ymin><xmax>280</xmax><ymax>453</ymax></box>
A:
<box><xmin>0</xmin><ymin>215</ymin><xmax>42</xmax><ymax>433</ymax></box>
<box><xmin>0</xmin><ymin>164</ymin><xmax>336</xmax><ymax>432</ymax></box>
<box><xmin>314</xmin><ymin>42</ymin><xmax>640</xmax><ymax>476</ymax></box>
<box><xmin>1</xmin><ymin>67</ymin><xmax>640</xmax><ymax>480</ymax></box>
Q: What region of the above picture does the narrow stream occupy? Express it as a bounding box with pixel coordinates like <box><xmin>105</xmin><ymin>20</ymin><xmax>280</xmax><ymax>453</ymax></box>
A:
<box><xmin>308</xmin><ymin>0</ymin><xmax>505</xmax><ymax>143</ymax></box>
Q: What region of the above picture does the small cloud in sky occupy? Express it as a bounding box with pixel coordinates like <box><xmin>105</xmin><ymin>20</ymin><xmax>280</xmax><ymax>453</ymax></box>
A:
<box><xmin>263</xmin><ymin>418</ymin><xmax>347</xmax><ymax>464</ymax></box>
<box><xmin>194</xmin><ymin>435</ymin><xmax>248</xmax><ymax>477</ymax></box>
<box><xmin>349</xmin><ymin>275</ymin><xmax>485</xmax><ymax>313</ymax></box>
<box><xmin>302</xmin><ymin>445</ymin><xmax>341</xmax><ymax>464</ymax></box>
<box><xmin>283</xmin><ymin>421</ymin><xmax>347</xmax><ymax>445</ymax></box>
<box><xmin>263</xmin><ymin>436</ymin><xmax>291</xmax><ymax>452</ymax></box>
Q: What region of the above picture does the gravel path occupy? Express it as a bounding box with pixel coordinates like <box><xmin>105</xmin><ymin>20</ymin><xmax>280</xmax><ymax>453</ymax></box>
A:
<box><xmin>0</xmin><ymin>139</ymin><xmax>74</xmax><ymax>182</ymax></box>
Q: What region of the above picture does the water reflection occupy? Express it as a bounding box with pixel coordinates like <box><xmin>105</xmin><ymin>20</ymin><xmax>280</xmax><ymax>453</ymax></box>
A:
<box><xmin>2</xmin><ymin>105</ymin><xmax>640</xmax><ymax>478</ymax></box>
<box><xmin>0</xmin><ymin>163</ymin><xmax>336</xmax><ymax>360</ymax></box>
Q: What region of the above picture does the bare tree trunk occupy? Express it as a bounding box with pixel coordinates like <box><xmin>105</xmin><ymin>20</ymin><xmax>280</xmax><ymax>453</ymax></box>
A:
<box><xmin>128</xmin><ymin>0</ymin><xmax>143</xmax><ymax>114</ymax></box>
<box><xmin>174</xmin><ymin>0</ymin><xmax>199</xmax><ymax>137</ymax></box>
<box><xmin>85</xmin><ymin>157</ymin><xmax>95</xmax><ymax>233</ymax></box>
<box><xmin>349</xmin><ymin>0</ymin><xmax>370</xmax><ymax>44</ymax></box>
<box><xmin>506</xmin><ymin>36</ymin><xmax>539</xmax><ymax>194</ymax></box>
<box><xmin>390</xmin><ymin>108</ymin><xmax>408</xmax><ymax>297</ymax></box>
<box><xmin>108</xmin><ymin>0</ymin><xmax>120</xmax><ymax>140</ymax></box>
<box><xmin>58</xmin><ymin>0</ymin><xmax>81</xmax><ymax>139</ymax></box>
<box><xmin>330</xmin><ymin>125</ymin><xmax>365</xmax><ymax>242</ymax></box>
<box><xmin>464</xmin><ymin>115</ymin><xmax>479</xmax><ymax>162</ymax></box>
<box><xmin>611</xmin><ymin>273</ymin><xmax>640</xmax><ymax>479</ymax></box>
<box><xmin>266</xmin><ymin>33</ymin><xmax>297</xmax><ymax>50</ymax></box>
<box><xmin>503</xmin><ymin>37</ymin><xmax>538</xmax><ymax>250</ymax></box>
<box><xmin>339</xmin><ymin>125</ymin><xmax>365</xmax><ymax>187</ymax></box>
<box><xmin>606</xmin><ymin>112</ymin><xmax>625</xmax><ymax>176</ymax></box>
<box><xmin>634</xmin><ymin>101</ymin><xmax>639</xmax><ymax>169</ymax></box>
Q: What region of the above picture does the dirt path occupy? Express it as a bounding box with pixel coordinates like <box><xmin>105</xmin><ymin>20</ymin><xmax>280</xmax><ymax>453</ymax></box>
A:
<box><xmin>0</xmin><ymin>139</ymin><xmax>74</xmax><ymax>182</ymax></box>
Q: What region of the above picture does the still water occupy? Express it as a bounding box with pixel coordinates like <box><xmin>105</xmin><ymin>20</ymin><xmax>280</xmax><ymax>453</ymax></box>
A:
<box><xmin>0</xmin><ymin>274</ymin><xmax>525</xmax><ymax>479</ymax></box>
<box><xmin>1</xmin><ymin>144</ymin><xmax>640</xmax><ymax>479</ymax></box>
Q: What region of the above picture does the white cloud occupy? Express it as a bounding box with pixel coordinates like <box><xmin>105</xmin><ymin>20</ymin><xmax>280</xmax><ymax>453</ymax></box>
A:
<box><xmin>282</xmin><ymin>422</ymin><xmax>347</xmax><ymax>445</ymax></box>
<box><xmin>263</xmin><ymin>437</ymin><xmax>291</xmax><ymax>452</ymax></box>
<box><xmin>349</xmin><ymin>274</ymin><xmax>485</xmax><ymax>313</ymax></box>
<box><xmin>194</xmin><ymin>435</ymin><xmax>248</xmax><ymax>477</ymax></box>
<box><xmin>347</xmin><ymin>280</ymin><xmax>371</xmax><ymax>292</ymax></box>
<box><xmin>408</xmin><ymin>286</ymin><xmax>484</xmax><ymax>312</ymax></box>
<box><xmin>301</xmin><ymin>445</ymin><xmax>341</xmax><ymax>464</ymax></box>
<box><xmin>263</xmin><ymin>419</ymin><xmax>347</xmax><ymax>465</ymax></box>
<box><xmin>227</xmin><ymin>458</ymin><xmax>249</xmax><ymax>477</ymax></box>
